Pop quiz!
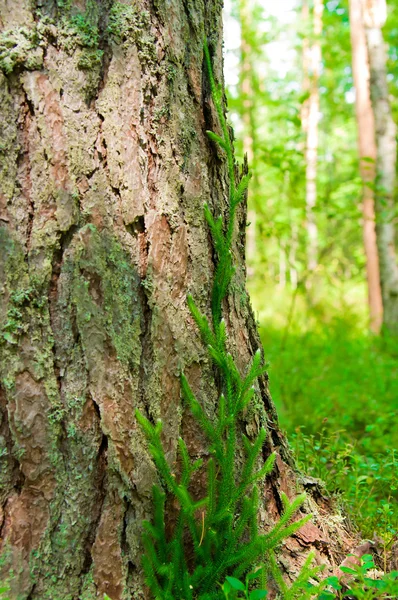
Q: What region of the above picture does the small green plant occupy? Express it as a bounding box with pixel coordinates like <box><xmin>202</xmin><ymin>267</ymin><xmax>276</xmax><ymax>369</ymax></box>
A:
<box><xmin>266</xmin><ymin>550</ymin><xmax>325</xmax><ymax>600</ymax></box>
<box><xmin>0</xmin><ymin>582</ymin><xmax>10</xmax><ymax>600</ymax></box>
<box><xmin>221</xmin><ymin>551</ymin><xmax>328</xmax><ymax>600</ymax></box>
<box><xmin>136</xmin><ymin>41</ymin><xmax>310</xmax><ymax>600</ymax></box>
<box><xmin>222</xmin><ymin>554</ymin><xmax>398</xmax><ymax>599</ymax></box>
<box><xmin>222</xmin><ymin>571</ymin><xmax>267</xmax><ymax>599</ymax></box>
<box><xmin>319</xmin><ymin>555</ymin><xmax>398</xmax><ymax>599</ymax></box>
<box><xmin>289</xmin><ymin>427</ymin><xmax>398</xmax><ymax>541</ymax></box>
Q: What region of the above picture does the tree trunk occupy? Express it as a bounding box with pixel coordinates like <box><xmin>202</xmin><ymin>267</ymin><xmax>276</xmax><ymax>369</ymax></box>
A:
<box><xmin>289</xmin><ymin>225</ymin><xmax>298</xmax><ymax>290</ymax></box>
<box><xmin>363</xmin><ymin>0</ymin><xmax>398</xmax><ymax>333</ymax></box>
<box><xmin>349</xmin><ymin>0</ymin><xmax>383</xmax><ymax>333</ymax></box>
<box><xmin>0</xmin><ymin>2</ymin><xmax>353</xmax><ymax>598</ymax></box>
<box><xmin>302</xmin><ymin>0</ymin><xmax>324</xmax><ymax>275</ymax></box>
<box><xmin>238</xmin><ymin>0</ymin><xmax>257</xmax><ymax>276</ymax></box>
<box><xmin>279</xmin><ymin>242</ymin><xmax>287</xmax><ymax>289</ymax></box>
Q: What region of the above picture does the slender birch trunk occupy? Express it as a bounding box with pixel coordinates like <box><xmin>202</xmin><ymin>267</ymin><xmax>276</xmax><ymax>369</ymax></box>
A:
<box><xmin>363</xmin><ymin>0</ymin><xmax>398</xmax><ymax>333</ymax></box>
<box><xmin>302</xmin><ymin>0</ymin><xmax>324</xmax><ymax>274</ymax></box>
<box><xmin>289</xmin><ymin>225</ymin><xmax>299</xmax><ymax>290</ymax></box>
<box><xmin>279</xmin><ymin>242</ymin><xmax>287</xmax><ymax>289</ymax></box>
<box><xmin>349</xmin><ymin>0</ymin><xmax>383</xmax><ymax>333</ymax></box>
<box><xmin>238</xmin><ymin>0</ymin><xmax>257</xmax><ymax>274</ymax></box>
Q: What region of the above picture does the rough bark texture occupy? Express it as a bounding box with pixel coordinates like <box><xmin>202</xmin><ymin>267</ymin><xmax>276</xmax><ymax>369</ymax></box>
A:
<box><xmin>363</xmin><ymin>0</ymin><xmax>398</xmax><ymax>334</ymax></box>
<box><xmin>349</xmin><ymin>0</ymin><xmax>383</xmax><ymax>333</ymax></box>
<box><xmin>0</xmin><ymin>2</ymin><xmax>354</xmax><ymax>598</ymax></box>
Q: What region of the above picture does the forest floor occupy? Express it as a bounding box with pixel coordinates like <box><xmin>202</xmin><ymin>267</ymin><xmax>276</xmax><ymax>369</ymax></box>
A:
<box><xmin>249</xmin><ymin>276</ymin><xmax>398</xmax><ymax>557</ymax></box>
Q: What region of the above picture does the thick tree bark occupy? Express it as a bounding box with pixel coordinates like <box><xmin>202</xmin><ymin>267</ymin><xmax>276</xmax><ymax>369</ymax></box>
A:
<box><xmin>363</xmin><ymin>0</ymin><xmax>398</xmax><ymax>333</ymax></box>
<box><xmin>0</xmin><ymin>2</ymin><xmax>353</xmax><ymax>599</ymax></box>
<box><xmin>349</xmin><ymin>0</ymin><xmax>383</xmax><ymax>333</ymax></box>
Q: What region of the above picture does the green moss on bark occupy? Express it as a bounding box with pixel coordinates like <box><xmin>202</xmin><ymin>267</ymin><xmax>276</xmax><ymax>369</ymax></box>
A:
<box><xmin>0</xmin><ymin>226</ymin><xmax>30</xmax><ymax>375</ymax></box>
<box><xmin>0</xmin><ymin>1</ymin><xmax>102</xmax><ymax>75</ymax></box>
<box><xmin>0</xmin><ymin>27</ymin><xmax>44</xmax><ymax>74</ymax></box>
<box><xmin>107</xmin><ymin>3</ymin><xmax>155</xmax><ymax>64</ymax></box>
<box><xmin>69</xmin><ymin>224</ymin><xmax>141</xmax><ymax>369</ymax></box>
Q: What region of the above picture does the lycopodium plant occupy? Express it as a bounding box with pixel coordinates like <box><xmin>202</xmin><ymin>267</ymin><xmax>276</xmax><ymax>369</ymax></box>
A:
<box><xmin>135</xmin><ymin>40</ymin><xmax>310</xmax><ymax>600</ymax></box>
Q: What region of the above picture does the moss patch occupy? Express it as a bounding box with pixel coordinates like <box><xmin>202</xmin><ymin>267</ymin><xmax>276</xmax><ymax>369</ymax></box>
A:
<box><xmin>107</xmin><ymin>3</ymin><xmax>156</xmax><ymax>65</ymax></box>
<box><xmin>0</xmin><ymin>27</ymin><xmax>44</xmax><ymax>74</ymax></box>
<box><xmin>69</xmin><ymin>224</ymin><xmax>141</xmax><ymax>369</ymax></box>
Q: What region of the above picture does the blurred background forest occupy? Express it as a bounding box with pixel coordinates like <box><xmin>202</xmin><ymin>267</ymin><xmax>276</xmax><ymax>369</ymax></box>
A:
<box><xmin>222</xmin><ymin>0</ymin><xmax>397</xmax><ymax>547</ymax></box>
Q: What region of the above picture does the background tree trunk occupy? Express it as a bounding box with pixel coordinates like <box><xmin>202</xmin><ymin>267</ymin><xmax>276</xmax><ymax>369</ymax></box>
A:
<box><xmin>238</xmin><ymin>0</ymin><xmax>258</xmax><ymax>276</ymax></box>
<box><xmin>302</xmin><ymin>0</ymin><xmax>324</xmax><ymax>275</ymax></box>
<box><xmin>363</xmin><ymin>0</ymin><xmax>398</xmax><ymax>333</ymax></box>
<box><xmin>0</xmin><ymin>2</ymin><xmax>354</xmax><ymax>598</ymax></box>
<box><xmin>349</xmin><ymin>0</ymin><xmax>383</xmax><ymax>333</ymax></box>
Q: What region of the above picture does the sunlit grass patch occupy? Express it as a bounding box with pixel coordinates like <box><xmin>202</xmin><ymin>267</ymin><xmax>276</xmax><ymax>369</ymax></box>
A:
<box><xmin>249</xmin><ymin>279</ymin><xmax>398</xmax><ymax>540</ymax></box>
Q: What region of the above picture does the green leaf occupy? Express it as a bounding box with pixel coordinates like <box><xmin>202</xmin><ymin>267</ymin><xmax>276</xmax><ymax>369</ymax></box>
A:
<box><xmin>388</xmin><ymin>571</ymin><xmax>398</xmax><ymax>579</ymax></box>
<box><xmin>246</xmin><ymin>570</ymin><xmax>262</xmax><ymax>582</ymax></box>
<box><xmin>340</xmin><ymin>566</ymin><xmax>357</xmax><ymax>574</ymax></box>
<box><xmin>325</xmin><ymin>576</ymin><xmax>341</xmax><ymax>590</ymax></box>
<box><xmin>226</xmin><ymin>577</ymin><xmax>246</xmax><ymax>592</ymax></box>
<box><xmin>222</xmin><ymin>580</ymin><xmax>232</xmax><ymax>597</ymax></box>
<box><xmin>361</xmin><ymin>553</ymin><xmax>374</xmax><ymax>562</ymax></box>
<box><xmin>249</xmin><ymin>590</ymin><xmax>268</xmax><ymax>599</ymax></box>
<box><xmin>206</xmin><ymin>130</ymin><xmax>227</xmax><ymax>150</ymax></box>
<box><xmin>2</xmin><ymin>331</ymin><xmax>17</xmax><ymax>344</ymax></box>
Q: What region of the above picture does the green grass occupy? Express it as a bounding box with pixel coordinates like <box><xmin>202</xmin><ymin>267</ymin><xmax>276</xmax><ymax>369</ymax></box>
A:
<box><xmin>249</xmin><ymin>278</ymin><xmax>398</xmax><ymax>542</ymax></box>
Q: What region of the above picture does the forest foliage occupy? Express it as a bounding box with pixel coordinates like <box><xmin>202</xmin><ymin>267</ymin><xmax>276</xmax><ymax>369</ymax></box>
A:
<box><xmin>135</xmin><ymin>0</ymin><xmax>398</xmax><ymax>588</ymax></box>
<box><xmin>224</xmin><ymin>0</ymin><xmax>397</xmax><ymax>585</ymax></box>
